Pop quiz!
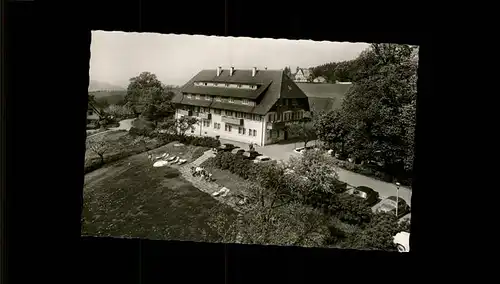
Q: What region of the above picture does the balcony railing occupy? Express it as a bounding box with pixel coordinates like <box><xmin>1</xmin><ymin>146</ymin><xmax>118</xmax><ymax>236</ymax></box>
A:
<box><xmin>221</xmin><ymin>116</ymin><xmax>243</xmax><ymax>126</ymax></box>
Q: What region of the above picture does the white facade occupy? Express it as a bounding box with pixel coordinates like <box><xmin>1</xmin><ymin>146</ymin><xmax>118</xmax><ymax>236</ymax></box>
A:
<box><xmin>176</xmin><ymin>109</ymin><xmax>266</xmax><ymax>146</ymax></box>
<box><xmin>175</xmin><ymin>107</ymin><xmax>306</xmax><ymax>146</ymax></box>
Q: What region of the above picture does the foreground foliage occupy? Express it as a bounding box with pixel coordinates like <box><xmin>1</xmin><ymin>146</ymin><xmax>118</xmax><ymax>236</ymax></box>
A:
<box><xmin>202</xmin><ymin>150</ymin><xmax>410</xmax><ymax>250</ymax></box>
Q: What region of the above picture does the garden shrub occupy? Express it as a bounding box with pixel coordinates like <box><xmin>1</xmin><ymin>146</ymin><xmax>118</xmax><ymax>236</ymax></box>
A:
<box><xmin>220</xmin><ymin>152</ymin><xmax>236</xmax><ymax>170</ymax></box>
<box><xmin>200</xmin><ymin>157</ymin><xmax>217</xmax><ymax>169</ymax></box>
<box><xmin>328</xmin><ymin>194</ymin><xmax>372</xmax><ymax>225</ymax></box>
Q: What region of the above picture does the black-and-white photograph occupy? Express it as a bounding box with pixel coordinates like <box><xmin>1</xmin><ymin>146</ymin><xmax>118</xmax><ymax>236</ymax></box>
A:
<box><xmin>83</xmin><ymin>31</ymin><xmax>417</xmax><ymax>252</ymax></box>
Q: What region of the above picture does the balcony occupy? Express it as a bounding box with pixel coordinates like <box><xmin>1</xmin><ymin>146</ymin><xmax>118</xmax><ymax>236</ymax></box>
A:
<box><xmin>198</xmin><ymin>112</ymin><xmax>212</xmax><ymax>120</ymax></box>
<box><xmin>266</xmin><ymin>121</ymin><xmax>286</xmax><ymax>130</ymax></box>
<box><xmin>221</xmin><ymin>116</ymin><xmax>243</xmax><ymax>126</ymax></box>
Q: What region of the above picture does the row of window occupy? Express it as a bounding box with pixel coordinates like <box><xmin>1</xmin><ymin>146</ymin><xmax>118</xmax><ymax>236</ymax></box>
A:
<box><xmin>203</xmin><ymin>121</ymin><xmax>258</xmax><ymax>136</ymax></box>
<box><xmin>185</xmin><ymin>94</ymin><xmax>253</xmax><ymax>105</ymax></box>
<box><xmin>194</xmin><ymin>81</ymin><xmax>258</xmax><ymax>90</ymax></box>
<box><xmin>267</xmin><ymin>111</ymin><xmax>304</xmax><ymax>122</ymax></box>
<box><xmin>185</xmin><ymin>106</ymin><xmax>263</xmax><ymax>121</ymax></box>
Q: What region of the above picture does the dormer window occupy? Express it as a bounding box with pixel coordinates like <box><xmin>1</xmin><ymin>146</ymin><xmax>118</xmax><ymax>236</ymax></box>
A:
<box><xmin>215</xmin><ymin>97</ymin><xmax>222</xmax><ymax>102</ymax></box>
<box><xmin>242</xmin><ymin>99</ymin><xmax>249</xmax><ymax>105</ymax></box>
<box><xmin>186</xmin><ymin>94</ymin><xmax>192</xmax><ymax>99</ymax></box>
<box><xmin>228</xmin><ymin>97</ymin><xmax>234</xmax><ymax>103</ymax></box>
<box><xmin>237</xmin><ymin>84</ymin><xmax>242</xmax><ymax>88</ymax></box>
<box><xmin>205</xmin><ymin>95</ymin><xmax>211</xmax><ymax>101</ymax></box>
<box><xmin>196</xmin><ymin>94</ymin><xmax>201</xmax><ymax>100</ymax></box>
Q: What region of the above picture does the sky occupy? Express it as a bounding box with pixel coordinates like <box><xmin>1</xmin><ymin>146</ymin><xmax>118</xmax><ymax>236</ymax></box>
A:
<box><xmin>90</xmin><ymin>31</ymin><xmax>371</xmax><ymax>87</ymax></box>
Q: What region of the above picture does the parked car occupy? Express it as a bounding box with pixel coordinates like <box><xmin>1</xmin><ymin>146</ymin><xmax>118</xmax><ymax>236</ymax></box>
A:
<box><xmin>393</xmin><ymin>232</ymin><xmax>410</xmax><ymax>252</ymax></box>
<box><xmin>332</xmin><ymin>180</ymin><xmax>349</xmax><ymax>193</ymax></box>
<box><xmin>346</xmin><ymin>186</ymin><xmax>380</xmax><ymax>206</ymax></box>
<box><xmin>373</xmin><ymin>196</ymin><xmax>410</xmax><ymax>218</ymax></box>
<box><xmin>243</xmin><ymin>150</ymin><xmax>261</xmax><ymax>160</ymax></box>
<box><xmin>231</xmin><ymin>148</ymin><xmax>245</xmax><ymax>155</ymax></box>
<box><xmin>253</xmin><ymin>155</ymin><xmax>273</xmax><ymax>164</ymax></box>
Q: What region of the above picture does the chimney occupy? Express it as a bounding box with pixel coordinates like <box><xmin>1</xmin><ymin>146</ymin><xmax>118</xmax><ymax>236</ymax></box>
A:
<box><xmin>230</xmin><ymin>66</ymin><xmax>234</xmax><ymax>76</ymax></box>
<box><xmin>216</xmin><ymin>66</ymin><xmax>222</xmax><ymax>76</ymax></box>
<box><xmin>252</xmin><ymin>67</ymin><xmax>257</xmax><ymax>77</ymax></box>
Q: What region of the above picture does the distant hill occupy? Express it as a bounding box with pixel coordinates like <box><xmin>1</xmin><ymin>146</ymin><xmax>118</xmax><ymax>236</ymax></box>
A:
<box><xmin>88</xmin><ymin>80</ymin><xmax>126</xmax><ymax>92</ymax></box>
<box><xmin>89</xmin><ymin>86</ymin><xmax>181</xmax><ymax>108</ymax></box>
<box><xmin>89</xmin><ymin>90</ymin><xmax>127</xmax><ymax>107</ymax></box>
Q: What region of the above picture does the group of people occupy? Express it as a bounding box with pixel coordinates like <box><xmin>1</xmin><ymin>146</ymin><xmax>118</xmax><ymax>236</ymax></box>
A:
<box><xmin>190</xmin><ymin>166</ymin><xmax>214</xmax><ymax>182</ymax></box>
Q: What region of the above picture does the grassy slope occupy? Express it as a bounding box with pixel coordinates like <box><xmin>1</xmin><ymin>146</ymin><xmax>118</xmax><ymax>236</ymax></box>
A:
<box><xmin>83</xmin><ymin>142</ymin><xmax>237</xmax><ymax>242</ymax></box>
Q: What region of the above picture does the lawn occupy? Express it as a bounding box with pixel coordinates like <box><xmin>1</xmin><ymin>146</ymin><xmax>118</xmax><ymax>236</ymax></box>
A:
<box><xmin>200</xmin><ymin>162</ymin><xmax>257</xmax><ymax>198</ymax></box>
<box><xmin>82</xmin><ymin>142</ymin><xmax>237</xmax><ymax>242</ymax></box>
<box><xmin>85</xmin><ymin>130</ymin><xmax>166</xmax><ymax>173</ymax></box>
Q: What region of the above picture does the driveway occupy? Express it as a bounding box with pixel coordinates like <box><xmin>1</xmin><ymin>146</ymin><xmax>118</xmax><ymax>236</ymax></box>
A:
<box><xmin>87</xmin><ymin>118</ymin><xmax>135</xmax><ymax>138</ymax></box>
<box><xmin>218</xmin><ymin>138</ymin><xmax>412</xmax><ymax>206</ymax></box>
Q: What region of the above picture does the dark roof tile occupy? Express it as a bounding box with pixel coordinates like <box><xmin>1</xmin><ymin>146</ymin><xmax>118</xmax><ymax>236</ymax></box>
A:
<box><xmin>298</xmin><ymin>83</ymin><xmax>352</xmax><ymax>114</ymax></box>
<box><xmin>210</xmin><ymin>102</ymin><xmax>255</xmax><ymax>113</ymax></box>
<box><xmin>179</xmin><ymin>97</ymin><xmax>212</xmax><ymax>107</ymax></box>
<box><xmin>178</xmin><ymin>69</ymin><xmax>309</xmax><ymax>115</ymax></box>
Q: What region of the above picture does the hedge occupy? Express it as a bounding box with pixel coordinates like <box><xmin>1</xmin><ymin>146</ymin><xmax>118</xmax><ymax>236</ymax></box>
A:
<box><xmin>201</xmin><ymin>152</ymin><xmax>260</xmax><ymax>181</ymax></box>
<box><xmin>128</xmin><ymin>128</ymin><xmax>221</xmax><ymax>148</ymax></box>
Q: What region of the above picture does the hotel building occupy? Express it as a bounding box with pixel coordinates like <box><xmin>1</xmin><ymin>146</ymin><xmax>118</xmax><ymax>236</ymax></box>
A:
<box><xmin>172</xmin><ymin>67</ymin><xmax>311</xmax><ymax>146</ymax></box>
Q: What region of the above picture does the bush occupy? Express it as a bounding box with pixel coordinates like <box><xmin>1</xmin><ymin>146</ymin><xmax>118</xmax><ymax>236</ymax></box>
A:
<box><xmin>131</xmin><ymin>118</ymin><xmax>155</xmax><ymax>131</ymax></box>
<box><xmin>200</xmin><ymin>157</ymin><xmax>217</xmax><ymax>169</ymax></box>
<box><xmin>328</xmin><ymin>194</ymin><xmax>372</xmax><ymax>225</ymax></box>
<box><xmin>219</xmin><ymin>152</ymin><xmax>236</xmax><ymax>170</ymax></box>
<box><xmin>129</xmin><ymin>127</ymin><xmax>153</xmax><ymax>137</ymax></box>
<box><xmin>205</xmin><ymin>152</ymin><xmax>259</xmax><ymax>181</ymax></box>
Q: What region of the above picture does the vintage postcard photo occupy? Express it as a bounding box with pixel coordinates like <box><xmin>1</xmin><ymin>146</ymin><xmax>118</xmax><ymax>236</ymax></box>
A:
<box><xmin>84</xmin><ymin>31</ymin><xmax>417</xmax><ymax>252</ymax></box>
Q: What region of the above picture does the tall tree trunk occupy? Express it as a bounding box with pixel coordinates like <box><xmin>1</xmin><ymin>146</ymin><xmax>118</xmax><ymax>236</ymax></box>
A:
<box><xmin>98</xmin><ymin>154</ymin><xmax>104</xmax><ymax>165</ymax></box>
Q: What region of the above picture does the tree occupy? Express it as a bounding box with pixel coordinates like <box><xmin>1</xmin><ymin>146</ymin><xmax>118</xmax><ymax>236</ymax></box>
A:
<box><xmin>88</xmin><ymin>94</ymin><xmax>96</xmax><ymax>103</ymax></box>
<box><xmin>160</xmin><ymin>116</ymin><xmax>199</xmax><ymax>137</ymax></box>
<box><xmin>104</xmin><ymin>104</ymin><xmax>134</xmax><ymax>120</ymax></box>
<box><xmin>125</xmin><ymin>72</ymin><xmax>174</xmax><ymax>123</ymax></box>
<box><xmin>314</xmin><ymin>43</ymin><xmax>418</xmax><ymax>179</ymax></box>
<box><xmin>86</xmin><ymin>136</ymin><xmax>111</xmax><ymax>165</ymax></box>
<box><xmin>345</xmin><ymin>212</ymin><xmax>401</xmax><ymax>251</ymax></box>
<box><xmin>286</xmin><ymin>119</ymin><xmax>317</xmax><ymax>148</ymax></box>
<box><xmin>207</xmin><ymin>201</ymin><xmax>330</xmax><ymax>247</ymax></box>
<box><xmin>341</xmin><ymin>44</ymin><xmax>417</xmax><ymax>168</ymax></box>
<box><xmin>314</xmin><ymin>109</ymin><xmax>349</xmax><ymax>157</ymax></box>
<box><xmin>253</xmin><ymin>163</ymin><xmax>296</xmax><ymax>208</ymax></box>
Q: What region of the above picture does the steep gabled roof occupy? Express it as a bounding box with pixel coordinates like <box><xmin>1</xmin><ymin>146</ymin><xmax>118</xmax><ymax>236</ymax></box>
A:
<box><xmin>176</xmin><ymin>69</ymin><xmax>307</xmax><ymax>115</ymax></box>
<box><xmin>180</xmin><ymin>69</ymin><xmax>279</xmax><ymax>100</ymax></box>
<box><xmin>88</xmin><ymin>101</ymin><xmax>103</xmax><ymax>116</ymax></box>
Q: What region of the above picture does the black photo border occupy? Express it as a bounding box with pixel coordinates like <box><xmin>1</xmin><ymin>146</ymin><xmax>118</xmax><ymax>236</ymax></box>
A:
<box><xmin>4</xmin><ymin>0</ymin><xmax>445</xmax><ymax>283</ymax></box>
